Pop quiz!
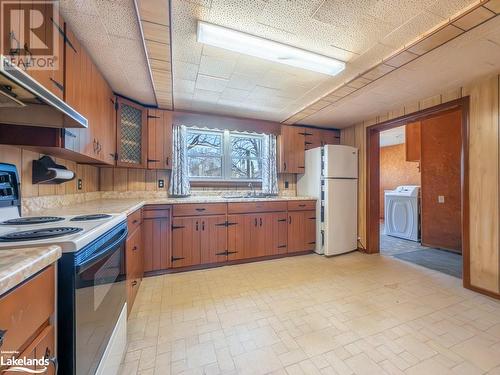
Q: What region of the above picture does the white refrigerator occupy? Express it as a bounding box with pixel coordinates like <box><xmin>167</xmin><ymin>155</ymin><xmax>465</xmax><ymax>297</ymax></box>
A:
<box><xmin>297</xmin><ymin>145</ymin><xmax>358</xmax><ymax>256</ymax></box>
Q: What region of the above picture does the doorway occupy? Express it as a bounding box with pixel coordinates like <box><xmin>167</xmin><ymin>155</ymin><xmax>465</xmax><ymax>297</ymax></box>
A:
<box><xmin>366</xmin><ymin>98</ymin><xmax>469</xmax><ymax>283</ymax></box>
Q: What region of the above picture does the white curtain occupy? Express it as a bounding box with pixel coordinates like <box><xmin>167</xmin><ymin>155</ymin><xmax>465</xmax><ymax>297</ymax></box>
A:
<box><xmin>169</xmin><ymin>125</ymin><xmax>191</xmax><ymax>197</ymax></box>
<box><xmin>262</xmin><ymin>134</ymin><xmax>278</xmax><ymax>195</ymax></box>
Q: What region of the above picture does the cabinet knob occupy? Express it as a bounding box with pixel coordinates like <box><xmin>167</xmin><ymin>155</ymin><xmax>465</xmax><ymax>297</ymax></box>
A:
<box><xmin>288</xmin><ymin>216</ymin><xmax>292</xmax><ymax>224</ymax></box>
<box><xmin>132</xmin><ymin>280</ymin><xmax>138</xmax><ymax>286</ymax></box>
<box><xmin>133</xmin><ymin>246</ymin><xmax>138</xmax><ymax>251</ymax></box>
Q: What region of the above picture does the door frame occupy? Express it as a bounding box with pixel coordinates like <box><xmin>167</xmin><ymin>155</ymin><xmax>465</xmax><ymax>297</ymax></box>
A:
<box><xmin>365</xmin><ymin>97</ymin><xmax>470</xmax><ymax>286</ymax></box>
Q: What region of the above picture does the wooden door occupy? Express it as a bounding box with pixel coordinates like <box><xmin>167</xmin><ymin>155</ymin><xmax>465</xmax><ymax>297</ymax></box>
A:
<box><xmin>227</xmin><ymin>214</ymin><xmax>249</xmax><ymax>260</ymax></box>
<box><xmin>143</xmin><ymin>216</ymin><xmax>170</xmax><ymax>272</ymax></box>
<box><xmin>421</xmin><ymin>110</ymin><xmax>462</xmax><ymax>252</ymax></box>
<box><xmin>171</xmin><ymin>217</ymin><xmax>201</xmax><ymax>267</ymax></box>
<box><xmin>272</xmin><ymin>212</ymin><xmax>288</xmax><ymax>255</ymax></box>
<box><xmin>406</xmin><ymin>121</ymin><xmax>421</xmax><ymax>161</ymax></box>
<box><xmin>200</xmin><ymin>215</ymin><xmax>227</xmax><ymax>264</ymax></box>
<box><xmin>279</xmin><ymin>126</ymin><xmax>305</xmax><ymax>173</ymax></box>
<box><xmin>287</xmin><ymin>211</ymin><xmax>306</xmax><ymax>253</ymax></box>
<box><xmin>116</xmin><ymin>97</ymin><xmax>147</xmax><ymax>168</ymax></box>
<box><xmin>147</xmin><ymin>109</ymin><xmax>173</xmax><ymax>169</ymax></box>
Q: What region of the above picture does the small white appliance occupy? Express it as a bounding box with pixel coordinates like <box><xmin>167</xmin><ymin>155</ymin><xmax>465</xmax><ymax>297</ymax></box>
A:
<box><xmin>297</xmin><ymin>145</ymin><xmax>358</xmax><ymax>256</ymax></box>
<box><xmin>384</xmin><ymin>185</ymin><xmax>420</xmax><ymax>241</ymax></box>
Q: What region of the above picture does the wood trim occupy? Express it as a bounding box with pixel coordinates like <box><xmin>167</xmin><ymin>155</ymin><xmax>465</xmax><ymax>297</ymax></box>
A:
<box><xmin>143</xmin><ymin>250</ymin><xmax>314</xmax><ymax>275</ymax></box>
<box><xmin>365</xmin><ymin>97</ymin><xmax>470</xmax><ymax>287</ymax></box>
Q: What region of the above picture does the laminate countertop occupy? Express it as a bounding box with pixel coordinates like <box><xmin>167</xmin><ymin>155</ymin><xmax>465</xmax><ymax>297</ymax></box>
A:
<box><xmin>0</xmin><ymin>245</ymin><xmax>61</xmax><ymax>296</ymax></box>
<box><xmin>26</xmin><ymin>196</ymin><xmax>317</xmax><ymax>217</ymax></box>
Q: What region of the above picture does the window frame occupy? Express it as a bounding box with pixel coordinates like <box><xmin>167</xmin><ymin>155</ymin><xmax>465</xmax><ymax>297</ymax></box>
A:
<box><xmin>186</xmin><ymin>128</ymin><xmax>265</xmax><ymax>183</ymax></box>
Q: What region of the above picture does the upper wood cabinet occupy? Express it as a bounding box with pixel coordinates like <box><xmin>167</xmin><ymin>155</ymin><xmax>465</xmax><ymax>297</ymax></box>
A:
<box><xmin>406</xmin><ymin>121</ymin><xmax>421</xmax><ymax>162</ymax></box>
<box><xmin>116</xmin><ymin>97</ymin><xmax>147</xmax><ymax>168</ymax></box>
<box><xmin>304</xmin><ymin>128</ymin><xmax>340</xmax><ymax>150</ymax></box>
<box><xmin>279</xmin><ymin>125</ymin><xmax>305</xmax><ymax>173</ymax></box>
<box><xmin>147</xmin><ymin>109</ymin><xmax>173</xmax><ymax>169</ymax></box>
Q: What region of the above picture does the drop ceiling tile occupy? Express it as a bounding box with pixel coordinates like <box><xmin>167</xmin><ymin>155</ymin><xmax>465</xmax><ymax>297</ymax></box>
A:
<box><xmin>384</xmin><ymin>50</ymin><xmax>419</xmax><ymax>67</ymax></box>
<box><xmin>220</xmin><ymin>88</ymin><xmax>250</xmax><ymax>100</ymax></box>
<box><xmin>142</xmin><ymin>21</ymin><xmax>170</xmax><ymax>44</ymax></box>
<box><xmin>109</xmin><ymin>36</ymin><xmax>146</xmax><ymax>62</ymax></box>
<box><xmin>59</xmin><ymin>0</ymin><xmax>98</xmax><ymax>15</ymax></box>
<box><xmin>198</xmin><ymin>55</ymin><xmax>237</xmax><ymax>79</ymax></box>
<box><xmin>146</xmin><ymin>40</ymin><xmax>171</xmax><ymax>62</ymax></box>
<box><xmin>94</xmin><ymin>0</ymin><xmax>140</xmax><ymax>40</ymax></box>
<box><xmin>195</xmin><ymin>74</ymin><xmax>228</xmax><ymax>92</ymax></box>
<box><xmin>174</xmin><ymin>61</ymin><xmax>199</xmax><ymax>81</ymax></box>
<box><xmin>453</xmin><ymin>7</ymin><xmax>496</xmax><ymax>30</ymax></box>
<box><xmin>425</xmin><ymin>0</ymin><xmax>478</xmax><ymax>19</ymax></box>
<box><xmin>137</xmin><ymin>0</ymin><xmax>169</xmax><ymax>26</ymax></box>
<box><xmin>226</xmin><ymin>73</ymin><xmax>257</xmax><ymax>91</ymax></box>
<box><xmin>251</xmin><ymin>85</ymin><xmax>283</xmax><ymax>99</ymax></box>
<box><xmin>484</xmin><ymin>0</ymin><xmax>500</xmax><ymax>13</ymax></box>
<box><xmin>193</xmin><ymin>89</ymin><xmax>221</xmax><ymax>102</ymax></box>
<box><xmin>408</xmin><ymin>25</ymin><xmax>463</xmax><ymax>55</ymax></box>
<box><xmin>347</xmin><ymin>76</ymin><xmax>372</xmax><ymax>89</ymax></box>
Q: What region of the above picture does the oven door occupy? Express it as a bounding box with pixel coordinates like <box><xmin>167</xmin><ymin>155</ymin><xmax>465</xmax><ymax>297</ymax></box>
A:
<box><xmin>74</xmin><ymin>222</ymin><xmax>127</xmax><ymax>375</ymax></box>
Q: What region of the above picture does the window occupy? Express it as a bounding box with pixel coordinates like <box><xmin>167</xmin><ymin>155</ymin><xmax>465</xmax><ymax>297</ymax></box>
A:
<box><xmin>187</xmin><ymin>128</ymin><xmax>264</xmax><ymax>181</ymax></box>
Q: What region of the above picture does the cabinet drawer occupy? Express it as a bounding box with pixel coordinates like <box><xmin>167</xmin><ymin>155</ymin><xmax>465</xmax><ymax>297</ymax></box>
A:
<box><xmin>173</xmin><ymin>203</ymin><xmax>226</xmax><ymax>217</ymax></box>
<box><xmin>288</xmin><ymin>200</ymin><xmax>316</xmax><ymax>211</ymax></box>
<box><xmin>228</xmin><ymin>201</ymin><xmax>287</xmax><ymax>214</ymax></box>
<box><xmin>0</xmin><ymin>266</ymin><xmax>54</xmax><ymax>356</ymax></box>
<box><xmin>143</xmin><ymin>207</ymin><xmax>170</xmax><ymax>219</ymax></box>
<box><xmin>127</xmin><ymin>209</ymin><xmax>142</xmax><ymax>234</ymax></box>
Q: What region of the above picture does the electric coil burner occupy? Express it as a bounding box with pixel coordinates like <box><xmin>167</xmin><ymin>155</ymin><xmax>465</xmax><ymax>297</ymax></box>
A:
<box><xmin>70</xmin><ymin>214</ymin><xmax>113</xmax><ymax>221</ymax></box>
<box><xmin>1</xmin><ymin>216</ymin><xmax>65</xmax><ymax>225</ymax></box>
<box><xmin>0</xmin><ymin>227</ymin><xmax>83</xmax><ymax>242</ymax></box>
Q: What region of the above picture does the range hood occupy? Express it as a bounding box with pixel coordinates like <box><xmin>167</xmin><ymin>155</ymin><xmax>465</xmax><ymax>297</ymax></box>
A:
<box><xmin>0</xmin><ymin>55</ymin><xmax>87</xmax><ymax>128</ymax></box>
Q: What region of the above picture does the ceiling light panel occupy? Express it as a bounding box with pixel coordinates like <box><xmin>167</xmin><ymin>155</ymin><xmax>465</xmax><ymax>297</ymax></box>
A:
<box><xmin>196</xmin><ymin>21</ymin><xmax>346</xmax><ymax>76</ymax></box>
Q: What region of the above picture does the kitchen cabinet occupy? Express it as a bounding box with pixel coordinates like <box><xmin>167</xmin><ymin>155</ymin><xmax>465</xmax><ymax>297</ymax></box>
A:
<box><xmin>116</xmin><ymin>97</ymin><xmax>148</xmax><ymax>168</ymax></box>
<box><xmin>200</xmin><ymin>215</ymin><xmax>228</xmax><ymax>264</ymax></box>
<box><xmin>0</xmin><ymin>266</ymin><xmax>56</xmax><ymax>374</ymax></box>
<box><xmin>143</xmin><ymin>206</ymin><xmax>171</xmax><ymax>273</ymax></box>
<box><xmin>279</xmin><ymin>125</ymin><xmax>305</xmax><ymax>173</ymax></box>
<box><xmin>147</xmin><ymin>109</ymin><xmax>173</xmax><ymax>169</ymax></box>
<box><xmin>171</xmin><ymin>217</ymin><xmax>201</xmax><ymax>267</ymax></box>
<box><xmin>305</xmin><ymin>128</ymin><xmax>340</xmax><ymax>150</ymax></box>
<box><xmin>287</xmin><ymin>210</ymin><xmax>316</xmax><ymax>253</ymax></box>
<box><xmin>126</xmin><ymin>209</ymin><xmax>143</xmax><ymax>315</ymax></box>
<box><xmin>406</xmin><ymin>121</ymin><xmax>421</xmax><ymax>162</ymax></box>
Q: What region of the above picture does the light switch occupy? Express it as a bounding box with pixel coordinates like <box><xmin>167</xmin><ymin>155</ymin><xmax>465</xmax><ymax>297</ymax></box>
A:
<box><xmin>438</xmin><ymin>195</ymin><xmax>445</xmax><ymax>203</ymax></box>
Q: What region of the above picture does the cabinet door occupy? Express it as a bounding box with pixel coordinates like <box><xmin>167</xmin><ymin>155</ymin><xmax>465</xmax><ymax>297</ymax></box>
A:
<box><xmin>116</xmin><ymin>97</ymin><xmax>147</xmax><ymax>168</ymax></box>
<box><xmin>287</xmin><ymin>211</ymin><xmax>304</xmax><ymax>253</ymax></box>
<box><xmin>34</xmin><ymin>326</ymin><xmax>56</xmax><ymax>375</ymax></box>
<box><xmin>147</xmin><ymin>109</ymin><xmax>173</xmax><ymax>169</ymax></box>
<box><xmin>171</xmin><ymin>217</ymin><xmax>201</xmax><ymax>268</ymax></box>
<box><xmin>272</xmin><ymin>212</ymin><xmax>288</xmax><ymax>255</ymax></box>
<box><xmin>304</xmin><ymin>128</ymin><xmax>321</xmax><ymax>150</ymax></box>
<box><xmin>279</xmin><ymin>126</ymin><xmax>305</xmax><ymax>173</ymax></box>
<box><xmin>304</xmin><ymin>210</ymin><xmax>317</xmax><ymax>251</ymax></box>
<box><xmin>200</xmin><ymin>215</ymin><xmax>227</xmax><ymax>264</ymax></box>
<box><xmin>143</xmin><ymin>216</ymin><xmax>171</xmax><ymax>272</ymax></box>
<box><xmin>322</xmin><ymin>129</ymin><xmax>340</xmax><ymax>145</ymax></box>
<box><xmin>227</xmin><ymin>214</ymin><xmax>248</xmax><ymax>261</ymax></box>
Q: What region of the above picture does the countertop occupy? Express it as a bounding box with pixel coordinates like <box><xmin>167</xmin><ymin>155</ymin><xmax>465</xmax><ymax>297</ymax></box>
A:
<box><xmin>0</xmin><ymin>245</ymin><xmax>61</xmax><ymax>296</ymax></box>
<box><xmin>27</xmin><ymin>196</ymin><xmax>317</xmax><ymax>216</ymax></box>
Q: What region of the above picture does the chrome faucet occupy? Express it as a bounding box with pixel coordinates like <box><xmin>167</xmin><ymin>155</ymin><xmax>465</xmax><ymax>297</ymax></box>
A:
<box><xmin>248</xmin><ymin>182</ymin><xmax>256</xmax><ymax>196</ymax></box>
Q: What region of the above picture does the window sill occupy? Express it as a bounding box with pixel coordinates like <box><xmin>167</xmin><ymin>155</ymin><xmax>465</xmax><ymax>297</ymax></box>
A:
<box><xmin>190</xmin><ymin>180</ymin><xmax>262</xmax><ymax>188</ymax></box>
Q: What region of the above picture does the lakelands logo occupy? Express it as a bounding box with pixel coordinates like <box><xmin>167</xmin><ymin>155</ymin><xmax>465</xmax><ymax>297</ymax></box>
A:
<box><xmin>0</xmin><ymin>0</ymin><xmax>59</xmax><ymax>70</ymax></box>
<box><xmin>0</xmin><ymin>355</ymin><xmax>49</xmax><ymax>373</ymax></box>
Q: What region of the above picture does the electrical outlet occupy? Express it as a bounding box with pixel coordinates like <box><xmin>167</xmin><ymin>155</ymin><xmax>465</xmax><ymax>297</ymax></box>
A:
<box><xmin>77</xmin><ymin>179</ymin><xmax>83</xmax><ymax>190</ymax></box>
<box><xmin>438</xmin><ymin>195</ymin><xmax>445</xmax><ymax>203</ymax></box>
<box><xmin>158</xmin><ymin>179</ymin><xmax>165</xmax><ymax>189</ymax></box>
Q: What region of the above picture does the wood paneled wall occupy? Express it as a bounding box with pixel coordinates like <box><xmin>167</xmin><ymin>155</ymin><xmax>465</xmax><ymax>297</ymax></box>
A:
<box><xmin>0</xmin><ymin>145</ymin><xmax>99</xmax><ymax>197</ymax></box>
<box><xmin>99</xmin><ymin>168</ymin><xmax>170</xmax><ymax>192</ymax></box>
<box><xmin>340</xmin><ymin>74</ymin><xmax>500</xmax><ymax>295</ymax></box>
<box><xmin>379</xmin><ymin>143</ymin><xmax>420</xmax><ymax>219</ymax></box>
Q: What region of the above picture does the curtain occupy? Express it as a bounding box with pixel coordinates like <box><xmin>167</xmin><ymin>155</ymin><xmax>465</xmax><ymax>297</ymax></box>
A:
<box><xmin>262</xmin><ymin>134</ymin><xmax>279</xmax><ymax>195</ymax></box>
<box><xmin>169</xmin><ymin>125</ymin><xmax>191</xmax><ymax>197</ymax></box>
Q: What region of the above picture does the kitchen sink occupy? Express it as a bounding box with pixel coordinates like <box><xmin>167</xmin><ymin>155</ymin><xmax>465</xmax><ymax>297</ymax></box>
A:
<box><xmin>222</xmin><ymin>193</ymin><xmax>278</xmax><ymax>199</ymax></box>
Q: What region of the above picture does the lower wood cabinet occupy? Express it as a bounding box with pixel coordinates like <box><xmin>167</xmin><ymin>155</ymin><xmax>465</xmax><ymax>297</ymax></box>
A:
<box><xmin>126</xmin><ymin>209</ymin><xmax>144</xmax><ymax>315</ymax></box>
<box><xmin>143</xmin><ymin>207</ymin><xmax>171</xmax><ymax>272</ymax></box>
<box><xmin>287</xmin><ymin>210</ymin><xmax>316</xmax><ymax>253</ymax></box>
<box><xmin>0</xmin><ymin>266</ymin><xmax>56</xmax><ymax>374</ymax></box>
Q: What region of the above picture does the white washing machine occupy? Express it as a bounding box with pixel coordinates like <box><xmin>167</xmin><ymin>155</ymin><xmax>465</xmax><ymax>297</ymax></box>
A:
<box><xmin>384</xmin><ymin>185</ymin><xmax>420</xmax><ymax>241</ymax></box>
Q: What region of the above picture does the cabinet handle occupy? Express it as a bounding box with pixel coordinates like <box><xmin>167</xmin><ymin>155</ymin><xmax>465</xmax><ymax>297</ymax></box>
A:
<box><xmin>132</xmin><ymin>280</ymin><xmax>137</xmax><ymax>286</ymax></box>
<box><xmin>0</xmin><ymin>329</ymin><xmax>6</xmax><ymax>348</ymax></box>
<box><xmin>166</xmin><ymin>157</ymin><xmax>170</xmax><ymax>166</ymax></box>
<box><xmin>202</xmin><ymin>221</ymin><xmax>205</xmax><ymax>231</ymax></box>
<box><xmin>196</xmin><ymin>221</ymin><xmax>199</xmax><ymax>231</ymax></box>
<box><xmin>132</xmin><ymin>219</ymin><xmax>139</xmax><ymax>224</ymax></box>
<box><xmin>288</xmin><ymin>216</ymin><xmax>292</xmax><ymax>224</ymax></box>
<box><xmin>298</xmin><ymin>204</ymin><xmax>306</xmax><ymax>207</ymax></box>
<box><xmin>132</xmin><ymin>246</ymin><xmax>138</xmax><ymax>251</ymax></box>
<box><xmin>44</xmin><ymin>347</ymin><xmax>58</xmax><ymax>373</ymax></box>
<box><xmin>283</xmin><ymin>162</ymin><xmax>287</xmax><ymax>171</ymax></box>
<box><xmin>195</xmin><ymin>208</ymin><xmax>206</xmax><ymax>212</ymax></box>
<box><xmin>50</xmin><ymin>77</ymin><xmax>64</xmax><ymax>91</ymax></box>
<box><xmin>171</xmin><ymin>256</ymin><xmax>185</xmax><ymax>262</ymax></box>
<box><xmin>278</xmin><ymin>219</ymin><xmax>287</xmax><ymax>222</ymax></box>
<box><xmin>254</xmin><ymin>218</ymin><xmax>257</xmax><ymax>227</ymax></box>
<box><xmin>259</xmin><ymin>218</ymin><xmax>262</xmax><ymax>227</ymax></box>
<box><xmin>147</xmin><ymin>159</ymin><xmax>160</xmax><ymax>163</ymax></box>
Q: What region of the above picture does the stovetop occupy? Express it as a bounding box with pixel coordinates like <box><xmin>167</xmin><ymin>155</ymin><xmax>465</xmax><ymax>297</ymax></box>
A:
<box><xmin>0</xmin><ymin>213</ymin><xmax>127</xmax><ymax>252</ymax></box>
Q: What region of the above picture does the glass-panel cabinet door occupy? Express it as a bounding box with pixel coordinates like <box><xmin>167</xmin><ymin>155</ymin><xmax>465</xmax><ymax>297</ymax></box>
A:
<box><xmin>116</xmin><ymin>97</ymin><xmax>147</xmax><ymax>168</ymax></box>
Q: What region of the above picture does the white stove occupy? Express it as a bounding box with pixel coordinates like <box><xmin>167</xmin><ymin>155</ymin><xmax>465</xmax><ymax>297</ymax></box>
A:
<box><xmin>0</xmin><ymin>213</ymin><xmax>127</xmax><ymax>252</ymax></box>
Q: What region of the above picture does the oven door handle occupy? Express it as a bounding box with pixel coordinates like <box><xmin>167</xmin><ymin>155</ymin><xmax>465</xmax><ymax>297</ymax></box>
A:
<box><xmin>75</xmin><ymin>228</ymin><xmax>128</xmax><ymax>273</ymax></box>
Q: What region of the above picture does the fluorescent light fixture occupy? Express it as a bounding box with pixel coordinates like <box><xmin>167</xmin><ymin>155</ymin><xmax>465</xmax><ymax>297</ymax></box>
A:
<box><xmin>197</xmin><ymin>21</ymin><xmax>346</xmax><ymax>76</ymax></box>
